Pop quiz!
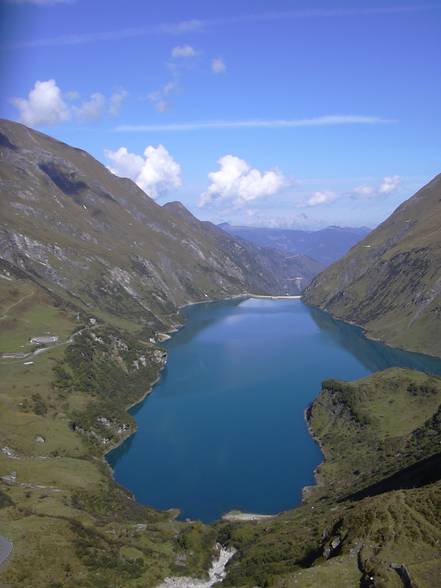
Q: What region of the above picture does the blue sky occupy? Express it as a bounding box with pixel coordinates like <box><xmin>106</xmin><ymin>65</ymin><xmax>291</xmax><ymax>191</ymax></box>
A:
<box><xmin>1</xmin><ymin>0</ymin><xmax>440</xmax><ymax>229</ymax></box>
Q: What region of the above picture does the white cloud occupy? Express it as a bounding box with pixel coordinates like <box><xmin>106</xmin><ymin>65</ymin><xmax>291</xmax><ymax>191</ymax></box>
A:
<box><xmin>75</xmin><ymin>90</ymin><xmax>128</xmax><ymax>120</ymax></box>
<box><xmin>199</xmin><ymin>155</ymin><xmax>286</xmax><ymax>208</ymax></box>
<box><xmin>116</xmin><ymin>115</ymin><xmax>395</xmax><ymax>133</ymax></box>
<box><xmin>11</xmin><ymin>79</ymin><xmax>70</xmax><ymax>127</ymax></box>
<box><xmin>109</xmin><ymin>89</ymin><xmax>128</xmax><ymax>116</ymax></box>
<box><xmin>211</xmin><ymin>57</ymin><xmax>226</xmax><ymax>74</ymax></box>
<box><xmin>171</xmin><ymin>44</ymin><xmax>197</xmax><ymax>58</ymax></box>
<box><xmin>148</xmin><ymin>80</ymin><xmax>178</xmax><ymax>113</ymax></box>
<box><xmin>74</xmin><ymin>92</ymin><xmax>105</xmax><ymax>121</ymax></box>
<box><xmin>379</xmin><ymin>175</ymin><xmax>400</xmax><ymax>194</ymax></box>
<box><xmin>352</xmin><ymin>176</ymin><xmax>400</xmax><ymax>198</ymax></box>
<box><xmin>306</xmin><ymin>191</ymin><xmax>337</xmax><ymax>206</ymax></box>
<box><xmin>104</xmin><ymin>147</ymin><xmax>144</xmax><ymax>179</ymax></box>
<box><xmin>241</xmin><ymin>209</ymin><xmax>316</xmax><ymax>229</ymax></box>
<box><xmin>149</xmin><ymin>45</ymin><xmax>197</xmax><ymax>113</ymax></box>
<box><xmin>105</xmin><ymin>145</ymin><xmax>182</xmax><ymax>198</ymax></box>
<box><xmin>353</xmin><ymin>184</ymin><xmax>375</xmax><ymax>197</ymax></box>
<box><xmin>11</xmin><ymin>79</ymin><xmax>127</xmax><ymax>127</ymax></box>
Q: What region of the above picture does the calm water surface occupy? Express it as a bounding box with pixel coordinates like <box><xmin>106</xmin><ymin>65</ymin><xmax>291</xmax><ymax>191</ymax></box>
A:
<box><xmin>108</xmin><ymin>299</ymin><xmax>441</xmax><ymax>522</ymax></box>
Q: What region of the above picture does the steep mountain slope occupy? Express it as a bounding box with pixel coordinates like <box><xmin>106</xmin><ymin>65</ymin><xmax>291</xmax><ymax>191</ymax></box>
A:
<box><xmin>222</xmin><ymin>368</ymin><xmax>441</xmax><ymax>588</ymax></box>
<box><xmin>0</xmin><ymin>119</ymin><xmax>317</xmax><ymax>337</ymax></box>
<box><xmin>304</xmin><ymin>174</ymin><xmax>441</xmax><ymax>357</ymax></box>
<box><xmin>220</xmin><ymin>223</ymin><xmax>369</xmax><ymax>265</ymax></box>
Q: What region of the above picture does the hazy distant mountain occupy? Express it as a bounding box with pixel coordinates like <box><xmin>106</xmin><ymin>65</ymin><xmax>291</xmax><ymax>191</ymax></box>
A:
<box><xmin>304</xmin><ymin>174</ymin><xmax>441</xmax><ymax>357</ymax></box>
<box><xmin>220</xmin><ymin>224</ymin><xmax>370</xmax><ymax>266</ymax></box>
<box><xmin>0</xmin><ymin>119</ymin><xmax>321</xmax><ymax>335</ymax></box>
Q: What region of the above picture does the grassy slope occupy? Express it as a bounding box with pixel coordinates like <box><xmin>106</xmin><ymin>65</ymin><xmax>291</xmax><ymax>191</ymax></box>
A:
<box><xmin>307</xmin><ymin>369</ymin><xmax>441</xmax><ymax>500</ymax></box>
<box><xmin>0</xmin><ymin>274</ymin><xmax>215</xmax><ymax>588</ymax></box>
<box><xmin>2</xmin><ymin>270</ymin><xmax>441</xmax><ymax>587</ymax></box>
<box><xmin>219</xmin><ymin>369</ymin><xmax>441</xmax><ymax>587</ymax></box>
<box><xmin>303</xmin><ymin>174</ymin><xmax>441</xmax><ymax>358</ymax></box>
<box><xmin>0</xmin><ymin>277</ymin><xmax>75</xmax><ymax>353</ymax></box>
<box><xmin>2</xmin><ymin>277</ymin><xmax>441</xmax><ymax>587</ymax></box>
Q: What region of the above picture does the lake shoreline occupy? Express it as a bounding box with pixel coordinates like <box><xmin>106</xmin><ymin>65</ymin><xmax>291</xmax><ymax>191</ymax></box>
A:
<box><xmin>105</xmin><ymin>294</ymin><xmax>441</xmax><ymax>524</ymax></box>
<box><xmin>104</xmin><ymin>292</ymin><xmax>309</xmax><ymax>519</ymax></box>
<box><xmin>302</xmin><ymin>405</ymin><xmax>326</xmax><ymax>502</ymax></box>
<box><xmin>106</xmin><ymin>294</ymin><xmax>325</xmax><ymax>523</ymax></box>
<box><xmin>310</xmin><ymin>305</ymin><xmax>441</xmax><ymax>361</ymax></box>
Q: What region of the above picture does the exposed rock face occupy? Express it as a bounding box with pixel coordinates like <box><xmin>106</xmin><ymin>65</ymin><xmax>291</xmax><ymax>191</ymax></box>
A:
<box><xmin>0</xmin><ymin>119</ymin><xmax>320</xmax><ymax>333</ymax></box>
<box><xmin>304</xmin><ymin>174</ymin><xmax>441</xmax><ymax>357</ymax></box>
<box><xmin>159</xmin><ymin>544</ymin><xmax>236</xmax><ymax>587</ymax></box>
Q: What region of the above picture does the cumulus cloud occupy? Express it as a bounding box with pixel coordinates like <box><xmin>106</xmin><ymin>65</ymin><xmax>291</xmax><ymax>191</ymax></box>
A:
<box><xmin>379</xmin><ymin>175</ymin><xmax>400</xmax><ymax>194</ymax></box>
<box><xmin>105</xmin><ymin>145</ymin><xmax>182</xmax><ymax>198</ymax></box>
<box><xmin>353</xmin><ymin>184</ymin><xmax>375</xmax><ymax>197</ymax></box>
<box><xmin>199</xmin><ymin>155</ymin><xmax>286</xmax><ymax>208</ymax></box>
<box><xmin>305</xmin><ymin>191</ymin><xmax>337</xmax><ymax>206</ymax></box>
<box><xmin>211</xmin><ymin>57</ymin><xmax>226</xmax><ymax>74</ymax></box>
<box><xmin>11</xmin><ymin>79</ymin><xmax>70</xmax><ymax>127</ymax></box>
<box><xmin>11</xmin><ymin>79</ymin><xmax>127</xmax><ymax>127</ymax></box>
<box><xmin>73</xmin><ymin>92</ymin><xmax>105</xmax><ymax>121</ymax></box>
<box><xmin>353</xmin><ymin>176</ymin><xmax>400</xmax><ymax>198</ymax></box>
<box><xmin>74</xmin><ymin>90</ymin><xmax>127</xmax><ymax>120</ymax></box>
<box><xmin>171</xmin><ymin>44</ymin><xmax>197</xmax><ymax>58</ymax></box>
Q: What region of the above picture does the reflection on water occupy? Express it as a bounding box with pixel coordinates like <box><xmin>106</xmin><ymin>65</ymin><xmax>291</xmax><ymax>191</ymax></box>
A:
<box><xmin>308</xmin><ymin>307</ymin><xmax>441</xmax><ymax>376</ymax></box>
<box><xmin>108</xmin><ymin>299</ymin><xmax>441</xmax><ymax>523</ymax></box>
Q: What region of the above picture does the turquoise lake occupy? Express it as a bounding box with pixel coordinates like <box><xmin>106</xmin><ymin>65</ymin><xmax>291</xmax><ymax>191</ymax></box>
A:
<box><xmin>108</xmin><ymin>298</ymin><xmax>441</xmax><ymax>522</ymax></box>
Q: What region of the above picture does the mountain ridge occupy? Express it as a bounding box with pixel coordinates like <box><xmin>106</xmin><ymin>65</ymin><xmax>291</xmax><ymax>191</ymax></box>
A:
<box><xmin>220</xmin><ymin>223</ymin><xmax>370</xmax><ymax>266</ymax></box>
<box><xmin>0</xmin><ymin>119</ymin><xmax>321</xmax><ymax>335</ymax></box>
<box><xmin>303</xmin><ymin>173</ymin><xmax>441</xmax><ymax>357</ymax></box>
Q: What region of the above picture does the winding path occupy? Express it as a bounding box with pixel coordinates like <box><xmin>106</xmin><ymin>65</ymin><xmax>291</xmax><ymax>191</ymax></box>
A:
<box><xmin>0</xmin><ymin>290</ymin><xmax>34</xmax><ymax>322</ymax></box>
<box><xmin>2</xmin><ymin>323</ymin><xmax>98</xmax><ymax>366</ymax></box>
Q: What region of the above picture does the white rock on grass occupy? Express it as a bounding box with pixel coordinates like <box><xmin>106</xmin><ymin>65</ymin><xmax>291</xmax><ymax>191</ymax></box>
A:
<box><xmin>1</xmin><ymin>447</ymin><xmax>18</xmax><ymax>459</ymax></box>
<box><xmin>158</xmin><ymin>544</ymin><xmax>236</xmax><ymax>587</ymax></box>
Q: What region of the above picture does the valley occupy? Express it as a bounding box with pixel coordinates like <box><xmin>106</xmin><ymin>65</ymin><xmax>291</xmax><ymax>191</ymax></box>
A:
<box><xmin>2</xmin><ymin>2</ymin><xmax>440</xmax><ymax>586</ymax></box>
<box><xmin>220</xmin><ymin>224</ymin><xmax>369</xmax><ymax>266</ymax></box>
<box><xmin>1</xmin><ymin>120</ymin><xmax>441</xmax><ymax>588</ymax></box>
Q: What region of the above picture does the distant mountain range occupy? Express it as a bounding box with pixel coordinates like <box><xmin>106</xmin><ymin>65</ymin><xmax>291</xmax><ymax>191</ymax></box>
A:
<box><xmin>219</xmin><ymin>223</ymin><xmax>370</xmax><ymax>266</ymax></box>
<box><xmin>304</xmin><ymin>173</ymin><xmax>441</xmax><ymax>357</ymax></box>
<box><xmin>0</xmin><ymin>119</ymin><xmax>321</xmax><ymax>335</ymax></box>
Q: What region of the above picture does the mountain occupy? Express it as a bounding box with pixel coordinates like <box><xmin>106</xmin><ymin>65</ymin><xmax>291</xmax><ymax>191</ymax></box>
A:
<box><xmin>220</xmin><ymin>223</ymin><xmax>370</xmax><ymax>266</ymax></box>
<box><xmin>304</xmin><ymin>174</ymin><xmax>441</xmax><ymax>357</ymax></box>
<box><xmin>224</xmin><ymin>368</ymin><xmax>441</xmax><ymax>587</ymax></box>
<box><xmin>1</xmin><ymin>119</ymin><xmax>440</xmax><ymax>587</ymax></box>
<box><xmin>0</xmin><ymin>119</ymin><xmax>320</xmax><ymax>335</ymax></box>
